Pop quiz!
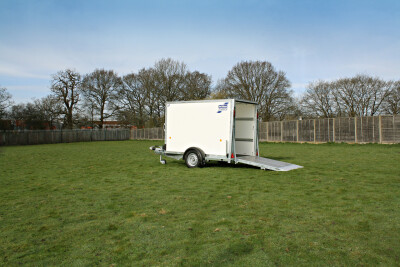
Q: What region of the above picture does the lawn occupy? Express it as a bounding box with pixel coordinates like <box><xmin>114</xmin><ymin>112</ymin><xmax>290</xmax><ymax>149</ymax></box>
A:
<box><xmin>0</xmin><ymin>141</ymin><xmax>399</xmax><ymax>266</ymax></box>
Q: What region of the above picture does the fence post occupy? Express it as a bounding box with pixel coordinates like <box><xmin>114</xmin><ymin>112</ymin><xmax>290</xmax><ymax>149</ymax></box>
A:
<box><xmin>296</xmin><ymin>120</ymin><xmax>299</xmax><ymax>142</ymax></box>
<box><xmin>266</xmin><ymin>122</ymin><xmax>269</xmax><ymax>142</ymax></box>
<box><xmin>327</xmin><ymin>119</ymin><xmax>330</xmax><ymax>142</ymax></box>
<box><xmin>379</xmin><ymin>115</ymin><xmax>383</xmax><ymax>144</ymax></box>
<box><xmin>393</xmin><ymin>115</ymin><xmax>396</xmax><ymax>142</ymax></box>
<box><xmin>372</xmin><ymin>117</ymin><xmax>375</xmax><ymax>142</ymax></box>
<box><xmin>354</xmin><ymin>117</ymin><xmax>357</xmax><ymax>143</ymax></box>
<box><xmin>313</xmin><ymin>119</ymin><xmax>316</xmax><ymax>143</ymax></box>
<box><xmin>280</xmin><ymin>121</ymin><xmax>283</xmax><ymax>142</ymax></box>
<box><xmin>332</xmin><ymin>118</ymin><xmax>335</xmax><ymax>142</ymax></box>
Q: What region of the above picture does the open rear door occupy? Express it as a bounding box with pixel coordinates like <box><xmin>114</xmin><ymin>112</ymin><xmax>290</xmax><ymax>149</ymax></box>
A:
<box><xmin>234</xmin><ymin>100</ymin><xmax>302</xmax><ymax>171</ymax></box>
<box><xmin>234</xmin><ymin>102</ymin><xmax>257</xmax><ymax>156</ymax></box>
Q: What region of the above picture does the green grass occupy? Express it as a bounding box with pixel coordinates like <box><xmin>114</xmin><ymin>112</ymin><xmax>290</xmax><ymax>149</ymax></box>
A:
<box><xmin>0</xmin><ymin>141</ymin><xmax>399</xmax><ymax>266</ymax></box>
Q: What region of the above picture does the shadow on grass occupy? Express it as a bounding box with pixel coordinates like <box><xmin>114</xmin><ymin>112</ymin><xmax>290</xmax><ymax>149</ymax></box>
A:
<box><xmin>203</xmin><ymin>162</ymin><xmax>266</xmax><ymax>170</ymax></box>
<box><xmin>164</xmin><ymin>160</ymin><xmax>263</xmax><ymax>170</ymax></box>
<box><xmin>212</xmin><ymin>241</ymin><xmax>254</xmax><ymax>264</ymax></box>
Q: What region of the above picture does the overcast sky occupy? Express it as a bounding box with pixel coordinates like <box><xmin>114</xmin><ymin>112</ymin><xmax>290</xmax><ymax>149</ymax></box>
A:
<box><xmin>1</xmin><ymin>0</ymin><xmax>399</xmax><ymax>103</ymax></box>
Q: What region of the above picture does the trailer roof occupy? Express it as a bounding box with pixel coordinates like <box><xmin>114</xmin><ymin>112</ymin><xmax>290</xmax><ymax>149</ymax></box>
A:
<box><xmin>166</xmin><ymin>99</ymin><xmax>258</xmax><ymax>105</ymax></box>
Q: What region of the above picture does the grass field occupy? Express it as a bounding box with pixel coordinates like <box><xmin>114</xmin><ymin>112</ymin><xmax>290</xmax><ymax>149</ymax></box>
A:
<box><xmin>0</xmin><ymin>141</ymin><xmax>399</xmax><ymax>266</ymax></box>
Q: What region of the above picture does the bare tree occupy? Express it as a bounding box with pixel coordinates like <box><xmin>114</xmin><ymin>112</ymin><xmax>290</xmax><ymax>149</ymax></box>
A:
<box><xmin>115</xmin><ymin>59</ymin><xmax>212</xmax><ymax>127</ymax></box>
<box><xmin>79</xmin><ymin>98</ymin><xmax>97</xmax><ymax>128</ymax></box>
<box><xmin>210</xmin><ymin>79</ymin><xmax>230</xmax><ymax>99</ymax></box>
<box><xmin>117</xmin><ymin>71</ymin><xmax>149</xmax><ymax>127</ymax></box>
<box><xmin>135</xmin><ymin>59</ymin><xmax>188</xmax><ymax>127</ymax></box>
<box><xmin>182</xmin><ymin>71</ymin><xmax>212</xmax><ymax>100</ymax></box>
<box><xmin>383</xmin><ymin>80</ymin><xmax>400</xmax><ymax>115</ymax></box>
<box><xmin>34</xmin><ymin>95</ymin><xmax>63</xmax><ymax>128</ymax></box>
<box><xmin>331</xmin><ymin>78</ymin><xmax>358</xmax><ymax>117</ymax></box>
<box><xmin>81</xmin><ymin>69</ymin><xmax>122</xmax><ymax>128</ymax></box>
<box><xmin>50</xmin><ymin>69</ymin><xmax>81</xmax><ymax>129</ymax></box>
<box><xmin>9</xmin><ymin>102</ymin><xmax>48</xmax><ymax>130</ymax></box>
<box><xmin>0</xmin><ymin>86</ymin><xmax>13</xmax><ymax>119</ymax></box>
<box><xmin>139</xmin><ymin>68</ymin><xmax>161</xmax><ymax>127</ymax></box>
<box><xmin>153</xmin><ymin>58</ymin><xmax>187</xmax><ymax>102</ymax></box>
<box><xmin>301</xmin><ymin>81</ymin><xmax>336</xmax><ymax>118</ymax></box>
<box><xmin>333</xmin><ymin>75</ymin><xmax>391</xmax><ymax>117</ymax></box>
<box><xmin>223</xmin><ymin>60</ymin><xmax>294</xmax><ymax>120</ymax></box>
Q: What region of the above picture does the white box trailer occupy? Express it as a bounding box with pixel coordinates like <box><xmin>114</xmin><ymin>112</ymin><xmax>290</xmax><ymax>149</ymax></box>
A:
<box><xmin>150</xmin><ymin>99</ymin><xmax>302</xmax><ymax>171</ymax></box>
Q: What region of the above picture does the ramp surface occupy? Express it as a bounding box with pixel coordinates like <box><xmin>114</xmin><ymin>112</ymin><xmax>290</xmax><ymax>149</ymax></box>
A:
<box><xmin>236</xmin><ymin>156</ymin><xmax>303</xmax><ymax>171</ymax></box>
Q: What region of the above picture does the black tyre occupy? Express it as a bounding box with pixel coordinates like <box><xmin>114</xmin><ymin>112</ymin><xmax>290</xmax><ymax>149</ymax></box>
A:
<box><xmin>185</xmin><ymin>150</ymin><xmax>202</xmax><ymax>168</ymax></box>
<box><xmin>200</xmin><ymin>159</ymin><xmax>206</xmax><ymax>167</ymax></box>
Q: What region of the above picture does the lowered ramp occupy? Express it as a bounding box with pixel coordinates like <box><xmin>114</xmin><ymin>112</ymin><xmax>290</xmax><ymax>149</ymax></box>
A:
<box><xmin>236</xmin><ymin>156</ymin><xmax>303</xmax><ymax>171</ymax></box>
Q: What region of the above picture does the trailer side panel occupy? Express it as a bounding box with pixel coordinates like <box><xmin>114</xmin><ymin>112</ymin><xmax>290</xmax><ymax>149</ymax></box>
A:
<box><xmin>165</xmin><ymin>100</ymin><xmax>232</xmax><ymax>156</ymax></box>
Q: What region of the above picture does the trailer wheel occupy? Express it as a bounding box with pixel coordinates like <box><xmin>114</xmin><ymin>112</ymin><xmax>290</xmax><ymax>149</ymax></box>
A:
<box><xmin>185</xmin><ymin>150</ymin><xmax>202</xmax><ymax>168</ymax></box>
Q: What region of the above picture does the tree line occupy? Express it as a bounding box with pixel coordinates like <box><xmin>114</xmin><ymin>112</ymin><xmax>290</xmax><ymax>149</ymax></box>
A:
<box><xmin>0</xmin><ymin>58</ymin><xmax>399</xmax><ymax>130</ymax></box>
<box><xmin>301</xmin><ymin>76</ymin><xmax>400</xmax><ymax>118</ymax></box>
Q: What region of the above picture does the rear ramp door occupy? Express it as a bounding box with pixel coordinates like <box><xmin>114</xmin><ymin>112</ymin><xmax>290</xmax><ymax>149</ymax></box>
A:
<box><xmin>236</xmin><ymin>156</ymin><xmax>303</xmax><ymax>171</ymax></box>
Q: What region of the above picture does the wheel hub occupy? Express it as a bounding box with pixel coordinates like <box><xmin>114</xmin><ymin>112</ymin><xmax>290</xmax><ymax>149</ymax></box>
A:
<box><xmin>188</xmin><ymin>153</ymin><xmax>198</xmax><ymax>166</ymax></box>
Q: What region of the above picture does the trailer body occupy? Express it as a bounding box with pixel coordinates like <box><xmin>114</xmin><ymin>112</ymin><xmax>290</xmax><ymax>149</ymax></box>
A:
<box><xmin>151</xmin><ymin>99</ymin><xmax>302</xmax><ymax>171</ymax></box>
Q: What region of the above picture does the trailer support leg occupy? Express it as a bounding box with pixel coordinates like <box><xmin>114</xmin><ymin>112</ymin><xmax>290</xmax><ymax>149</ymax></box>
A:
<box><xmin>160</xmin><ymin>155</ymin><xmax>166</xmax><ymax>164</ymax></box>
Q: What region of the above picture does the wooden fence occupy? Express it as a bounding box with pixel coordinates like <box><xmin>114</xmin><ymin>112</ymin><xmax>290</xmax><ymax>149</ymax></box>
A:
<box><xmin>130</xmin><ymin>127</ymin><xmax>165</xmax><ymax>141</ymax></box>
<box><xmin>0</xmin><ymin>129</ymin><xmax>130</xmax><ymax>146</ymax></box>
<box><xmin>131</xmin><ymin>115</ymin><xmax>400</xmax><ymax>144</ymax></box>
<box><xmin>261</xmin><ymin>115</ymin><xmax>399</xmax><ymax>143</ymax></box>
<box><xmin>1</xmin><ymin>115</ymin><xmax>399</xmax><ymax>146</ymax></box>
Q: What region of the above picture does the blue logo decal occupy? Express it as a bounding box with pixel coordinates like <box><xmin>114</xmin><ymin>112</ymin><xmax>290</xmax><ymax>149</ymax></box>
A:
<box><xmin>217</xmin><ymin>102</ymin><xmax>229</xmax><ymax>113</ymax></box>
